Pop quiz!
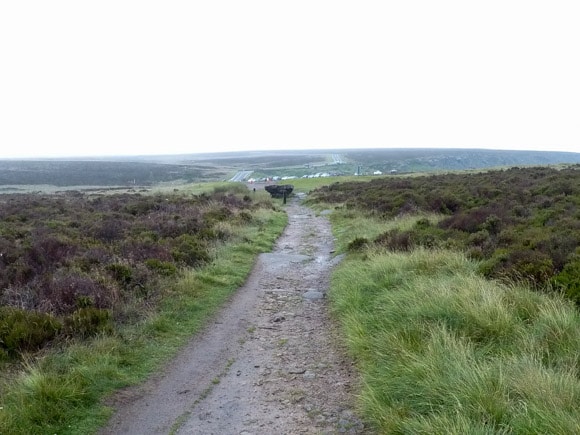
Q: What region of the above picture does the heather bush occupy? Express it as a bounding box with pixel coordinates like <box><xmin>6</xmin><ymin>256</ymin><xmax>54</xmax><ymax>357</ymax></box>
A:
<box><xmin>347</xmin><ymin>237</ymin><xmax>369</xmax><ymax>252</ymax></box>
<box><xmin>4</xmin><ymin>260</ymin><xmax>34</xmax><ymax>286</ymax></box>
<box><xmin>120</xmin><ymin>240</ymin><xmax>172</xmax><ymax>262</ymax></box>
<box><xmin>171</xmin><ymin>234</ymin><xmax>210</xmax><ymax>267</ymax></box>
<box><xmin>123</xmin><ymin>196</ymin><xmax>159</xmax><ymax>216</ymax></box>
<box><xmin>91</xmin><ymin>218</ymin><xmax>128</xmax><ymax>242</ymax></box>
<box><xmin>145</xmin><ymin>259</ymin><xmax>178</xmax><ymax>277</ymax></box>
<box><xmin>107</xmin><ymin>264</ymin><xmax>133</xmax><ymax>289</ymax></box>
<box><xmin>467</xmin><ymin>229</ymin><xmax>490</xmax><ymax>247</ymax></box>
<box><xmin>0</xmin><ymin>307</ymin><xmax>62</xmax><ymax>357</ymax></box>
<box><xmin>63</xmin><ymin>307</ymin><xmax>113</xmax><ymax>338</ymax></box>
<box><xmin>203</xmin><ymin>204</ymin><xmax>233</xmax><ymax>225</ymax></box>
<box><xmin>374</xmin><ymin>229</ymin><xmax>414</xmax><ymax>252</ymax></box>
<box><xmin>237</xmin><ymin>210</ymin><xmax>253</xmax><ymax>224</ymax></box>
<box><xmin>554</xmin><ymin>254</ymin><xmax>580</xmax><ymax>304</ymax></box>
<box><xmin>536</xmin><ymin>234</ymin><xmax>579</xmax><ymax>270</ymax></box>
<box><xmin>36</xmin><ymin>273</ymin><xmax>111</xmax><ymax>314</ymax></box>
<box><xmin>27</xmin><ymin>236</ymin><xmax>74</xmax><ymax>272</ymax></box>
<box><xmin>0</xmin><ymin>188</ymin><xmax>268</xmax><ymax>360</ymax></box>
<box><xmin>505</xmin><ymin>250</ymin><xmax>555</xmax><ymax>284</ymax></box>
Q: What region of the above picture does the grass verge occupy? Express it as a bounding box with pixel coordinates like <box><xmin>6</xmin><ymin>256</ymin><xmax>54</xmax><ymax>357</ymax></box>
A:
<box><xmin>328</xmin><ymin>211</ymin><xmax>580</xmax><ymax>433</ymax></box>
<box><xmin>315</xmin><ymin>205</ymin><xmax>442</xmax><ymax>253</ymax></box>
<box><xmin>0</xmin><ymin>208</ymin><xmax>287</xmax><ymax>435</ymax></box>
<box><xmin>291</xmin><ymin>176</ymin><xmax>376</xmax><ymax>193</ymax></box>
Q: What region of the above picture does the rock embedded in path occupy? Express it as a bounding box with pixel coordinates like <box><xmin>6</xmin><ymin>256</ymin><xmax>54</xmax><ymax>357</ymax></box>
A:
<box><xmin>304</xmin><ymin>290</ymin><xmax>324</xmax><ymax>300</ymax></box>
<box><xmin>271</xmin><ymin>313</ymin><xmax>286</xmax><ymax>323</ymax></box>
<box><xmin>303</xmin><ymin>371</ymin><xmax>317</xmax><ymax>380</ymax></box>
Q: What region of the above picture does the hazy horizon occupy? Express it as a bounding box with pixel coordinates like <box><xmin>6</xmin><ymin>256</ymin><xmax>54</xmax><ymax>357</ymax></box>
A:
<box><xmin>2</xmin><ymin>1</ymin><xmax>578</xmax><ymax>159</ymax></box>
<box><xmin>1</xmin><ymin>145</ymin><xmax>580</xmax><ymax>161</ymax></box>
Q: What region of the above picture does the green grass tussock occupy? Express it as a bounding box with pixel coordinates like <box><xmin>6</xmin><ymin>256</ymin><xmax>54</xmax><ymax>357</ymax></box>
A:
<box><xmin>320</xmin><ymin>207</ymin><xmax>443</xmax><ymax>254</ymax></box>
<box><xmin>332</xmin><ymin>248</ymin><xmax>580</xmax><ymax>433</ymax></box>
<box><xmin>307</xmin><ymin>167</ymin><xmax>580</xmax><ymax>432</ymax></box>
<box><xmin>291</xmin><ymin>176</ymin><xmax>376</xmax><ymax>193</ymax></box>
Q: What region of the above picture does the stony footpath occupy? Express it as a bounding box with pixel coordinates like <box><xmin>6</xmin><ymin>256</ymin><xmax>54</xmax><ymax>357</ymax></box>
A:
<box><xmin>101</xmin><ymin>198</ymin><xmax>368</xmax><ymax>434</ymax></box>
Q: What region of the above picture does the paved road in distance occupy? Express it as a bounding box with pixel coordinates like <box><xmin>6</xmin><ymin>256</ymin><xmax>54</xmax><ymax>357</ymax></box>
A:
<box><xmin>332</xmin><ymin>154</ymin><xmax>345</xmax><ymax>164</ymax></box>
<box><xmin>229</xmin><ymin>170</ymin><xmax>254</xmax><ymax>182</ymax></box>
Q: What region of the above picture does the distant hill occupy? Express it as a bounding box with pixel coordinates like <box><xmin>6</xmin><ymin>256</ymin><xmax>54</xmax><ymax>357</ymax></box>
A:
<box><xmin>341</xmin><ymin>148</ymin><xmax>580</xmax><ymax>173</ymax></box>
<box><xmin>1</xmin><ymin>149</ymin><xmax>579</xmax><ymax>186</ymax></box>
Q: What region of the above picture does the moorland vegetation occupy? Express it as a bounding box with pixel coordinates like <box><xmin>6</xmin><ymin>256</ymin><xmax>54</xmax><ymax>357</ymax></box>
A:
<box><xmin>3</xmin><ymin>161</ymin><xmax>580</xmax><ymax>433</ymax></box>
<box><xmin>312</xmin><ymin>165</ymin><xmax>580</xmax><ymax>303</ymax></box>
<box><xmin>3</xmin><ymin>148</ymin><xmax>580</xmax><ymax>190</ymax></box>
<box><xmin>0</xmin><ymin>188</ymin><xmax>255</xmax><ymax>359</ymax></box>
<box><xmin>0</xmin><ymin>160</ymin><xmax>222</xmax><ymax>186</ymax></box>
<box><xmin>0</xmin><ymin>185</ymin><xmax>286</xmax><ymax>434</ymax></box>
<box><xmin>343</xmin><ymin>148</ymin><xmax>580</xmax><ymax>173</ymax></box>
<box><xmin>308</xmin><ymin>165</ymin><xmax>580</xmax><ymax>433</ymax></box>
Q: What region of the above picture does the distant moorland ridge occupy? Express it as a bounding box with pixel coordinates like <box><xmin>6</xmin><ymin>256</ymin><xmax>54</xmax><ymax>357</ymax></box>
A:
<box><xmin>1</xmin><ymin>148</ymin><xmax>579</xmax><ymax>186</ymax></box>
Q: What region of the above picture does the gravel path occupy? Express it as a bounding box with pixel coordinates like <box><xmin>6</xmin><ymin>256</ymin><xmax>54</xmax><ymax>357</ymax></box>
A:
<box><xmin>101</xmin><ymin>198</ymin><xmax>368</xmax><ymax>434</ymax></box>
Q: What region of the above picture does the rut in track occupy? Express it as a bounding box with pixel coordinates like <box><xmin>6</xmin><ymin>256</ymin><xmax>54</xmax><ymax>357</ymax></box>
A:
<box><xmin>101</xmin><ymin>198</ymin><xmax>368</xmax><ymax>434</ymax></box>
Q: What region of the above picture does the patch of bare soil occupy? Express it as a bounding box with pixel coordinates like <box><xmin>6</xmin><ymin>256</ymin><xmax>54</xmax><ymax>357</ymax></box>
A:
<box><xmin>100</xmin><ymin>198</ymin><xmax>369</xmax><ymax>434</ymax></box>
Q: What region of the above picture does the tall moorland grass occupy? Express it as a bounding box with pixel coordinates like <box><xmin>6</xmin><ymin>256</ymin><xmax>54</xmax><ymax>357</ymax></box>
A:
<box><xmin>0</xmin><ymin>207</ymin><xmax>287</xmax><ymax>435</ymax></box>
<box><xmin>328</xmin><ymin>210</ymin><xmax>580</xmax><ymax>434</ymax></box>
<box><xmin>316</xmin><ymin>205</ymin><xmax>443</xmax><ymax>253</ymax></box>
<box><xmin>291</xmin><ymin>175</ymin><xmax>376</xmax><ymax>193</ymax></box>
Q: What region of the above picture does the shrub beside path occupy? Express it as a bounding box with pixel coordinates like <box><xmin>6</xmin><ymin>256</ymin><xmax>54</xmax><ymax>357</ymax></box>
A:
<box><xmin>101</xmin><ymin>198</ymin><xmax>368</xmax><ymax>434</ymax></box>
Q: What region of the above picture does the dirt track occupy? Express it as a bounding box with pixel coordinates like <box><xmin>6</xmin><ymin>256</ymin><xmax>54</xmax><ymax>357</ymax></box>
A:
<box><xmin>101</xmin><ymin>198</ymin><xmax>368</xmax><ymax>434</ymax></box>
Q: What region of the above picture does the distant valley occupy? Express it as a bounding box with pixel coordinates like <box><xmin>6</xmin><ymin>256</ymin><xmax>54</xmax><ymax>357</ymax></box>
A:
<box><xmin>1</xmin><ymin>148</ymin><xmax>579</xmax><ymax>187</ymax></box>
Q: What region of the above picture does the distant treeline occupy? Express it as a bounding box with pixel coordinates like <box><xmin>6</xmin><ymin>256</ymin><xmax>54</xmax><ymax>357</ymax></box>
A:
<box><xmin>0</xmin><ymin>160</ymin><xmax>221</xmax><ymax>186</ymax></box>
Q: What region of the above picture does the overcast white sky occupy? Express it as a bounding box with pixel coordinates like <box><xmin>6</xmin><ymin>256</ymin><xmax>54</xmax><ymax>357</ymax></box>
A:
<box><xmin>1</xmin><ymin>1</ymin><xmax>579</xmax><ymax>158</ymax></box>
